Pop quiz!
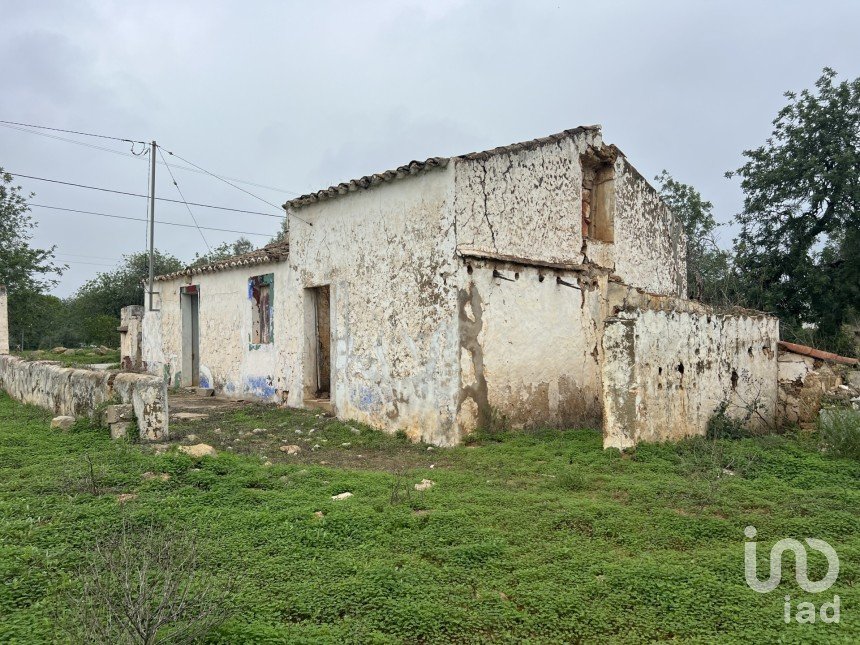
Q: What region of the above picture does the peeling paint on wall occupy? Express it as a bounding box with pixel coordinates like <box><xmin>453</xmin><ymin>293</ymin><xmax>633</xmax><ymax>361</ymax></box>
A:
<box><xmin>602</xmin><ymin>309</ymin><xmax>779</xmax><ymax>449</ymax></box>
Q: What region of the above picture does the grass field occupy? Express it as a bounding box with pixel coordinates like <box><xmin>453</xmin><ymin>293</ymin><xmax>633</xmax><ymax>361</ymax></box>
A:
<box><xmin>14</xmin><ymin>348</ymin><xmax>121</xmax><ymax>368</ymax></box>
<box><xmin>1</xmin><ymin>391</ymin><xmax>858</xmax><ymax>643</ymax></box>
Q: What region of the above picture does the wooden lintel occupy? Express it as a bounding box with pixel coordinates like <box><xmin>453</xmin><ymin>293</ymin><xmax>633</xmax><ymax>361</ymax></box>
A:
<box><xmin>456</xmin><ymin>247</ymin><xmax>587</xmax><ymax>273</ymax></box>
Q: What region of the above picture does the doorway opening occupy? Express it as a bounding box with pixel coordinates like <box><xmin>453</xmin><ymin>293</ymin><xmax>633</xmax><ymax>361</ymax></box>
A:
<box><xmin>304</xmin><ymin>285</ymin><xmax>332</xmax><ymax>408</ymax></box>
<box><xmin>180</xmin><ymin>285</ymin><xmax>200</xmax><ymax>387</ymax></box>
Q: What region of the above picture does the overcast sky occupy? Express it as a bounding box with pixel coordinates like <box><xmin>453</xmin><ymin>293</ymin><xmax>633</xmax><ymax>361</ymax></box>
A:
<box><xmin>2</xmin><ymin>0</ymin><xmax>858</xmax><ymax>297</ymax></box>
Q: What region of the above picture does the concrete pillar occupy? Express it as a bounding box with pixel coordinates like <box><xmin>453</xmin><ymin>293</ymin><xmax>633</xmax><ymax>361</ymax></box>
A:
<box><xmin>119</xmin><ymin>305</ymin><xmax>144</xmax><ymax>370</ymax></box>
<box><xmin>0</xmin><ymin>285</ymin><xmax>8</xmax><ymax>355</ymax></box>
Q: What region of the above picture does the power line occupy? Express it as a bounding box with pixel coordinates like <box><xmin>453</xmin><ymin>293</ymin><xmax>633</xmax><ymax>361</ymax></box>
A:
<box><xmin>164</xmin><ymin>147</ymin><xmax>288</xmax><ymax>207</ymax></box>
<box><xmin>158</xmin><ymin>146</ymin><xmax>210</xmax><ymax>251</ymax></box>
<box><xmin>30</xmin><ymin>203</ymin><xmax>274</xmax><ymax>237</ymax></box>
<box><xmin>0</xmin><ymin>121</ymin><xmax>297</xmax><ymax>194</ymax></box>
<box><xmin>8</xmin><ymin>172</ymin><xmax>285</xmax><ymax>218</ymax></box>
<box><xmin>0</xmin><ymin>118</ymin><xmax>146</xmax><ymax>144</ymax></box>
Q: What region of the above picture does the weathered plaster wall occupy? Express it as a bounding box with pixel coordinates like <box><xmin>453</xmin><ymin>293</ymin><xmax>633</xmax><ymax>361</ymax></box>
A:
<box><xmin>602</xmin><ymin>309</ymin><xmax>779</xmax><ymax>449</ymax></box>
<box><xmin>142</xmin><ymin>267</ymin><xmax>285</xmax><ymax>401</ymax></box>
<box><xmin>453</xmin><ymin>132</ymin><xmax>598</xmax><ymax>266</ymax></box>
<box><xmin>453</xmin><ymin>133</ymin><xmax>686</xmax><ymax>298</ymax></box>
<box><xmin>286</xmin><ymin>168</ymin><xmax>462</xmax><ymax>445</ymax></box>
<box><xmin>0</xmin><ymin>285</ymin><xmax>8</xmax><ymax>355</ymax></box>
<box><xmin>0</xmin><ymin>355</ymin><xmax>168</xmax><ymax>440</ymax></box>
<box><xmin>455</xmin><ymin>261</ymin><xmax>607</xmax><ymax>433</ymax></box>
<box><xmin>611</xmin><ymin>159</ymin><xmax>687</xmax><ymax>297</ymax></box>
<box><xmin>119</xmin><ymin>305</ymin><xmax>144</xmax><ymax>371</ymax></box>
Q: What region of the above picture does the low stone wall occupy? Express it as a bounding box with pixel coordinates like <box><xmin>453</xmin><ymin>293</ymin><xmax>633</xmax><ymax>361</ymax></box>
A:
<box><xmin>601</xmin><ymin>308</ymin><xmax>779</xmax><ymax>449</ymax></box>
<box><xmin>777</xmin><ymin>350</ymin><xmax>860</xmax><ymax>426</ymax></box>
<box><xmin>0</xmin><ymin>355</ymin><xmax>168</xmax><ymax>440</ymax></box>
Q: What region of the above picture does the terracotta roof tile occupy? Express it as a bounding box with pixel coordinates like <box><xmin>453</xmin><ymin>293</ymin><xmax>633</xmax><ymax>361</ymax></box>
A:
<box><xmin>283</xmin><ymin>125</ymin><xmax>603</xmax><ymax>210</ymax></box>
<box><xmin>154</xmin><ymin>239</ymin><xmax>289</xmax><ymax>281</ymax></box>
<box><xmin>778</xmin><ymin>340</ymin><xmax>859</xmax><ymax>366</ymax></box>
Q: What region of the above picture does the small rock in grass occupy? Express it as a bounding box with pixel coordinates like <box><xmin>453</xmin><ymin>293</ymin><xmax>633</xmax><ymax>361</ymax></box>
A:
<box><xmin>341</xmin><ymin>442</ymin><xmax>351</xmax><ymax>448</ymax></box>
<box><xmin>279</xmin><ymin>444</ymin><xmax>301</xmax><ymax>455</ymax></box>
<box><xmin>51</xmin><ymin>415</ymin><xmax>75</xmax><ymax>431</ymax></box>
<box><xmin>185</xmin><ymin>434</ymin><xmax>197</xmax><ymax>442</ymax></box>
<box><xmin>110</xmin><ymin>422</ymin><xmax>132</xmax><ymax>440</ymax></box>
<box><xmin>263</xmin><ymin>460</ymin><xmax>273</xmax><ymax>467</ymax></box>
<box><xmin>427</xmin><ymin>446</ymin><xmax>434</xmax><ymax>451</ymax></box>
<box><xmin>414</xmin><ymin>479</ymin><xmax>435</xmax><ymax>492</ymax></box>
<box><xmin>141</xmin><ymin>471</ymin><xmax>171</xmax><ymax>482</ymax></box>
<box><xmin>294</xmin><ymin>429</ymin><xmax>303</xmax><ymax>435</ymax></box>
<box><xmin>429</xmin><ymin>464</ymin><xmax>435</xmax><ymax>469</ymax></box>
<box><xmin>311</xmin><ymin>444</ymin><xmax>322</xmax><ymax>451</ymax></box>
<box><xmin>314</xmin><ymin>511</ymin><xmax>324</xmax><ymax>518</ymax></box>
<box><xmin>721</xmin><ymin>468</ymin><xmax>735</xmax><ymax>477</ymax></box>
<box><xmin>116</xmin><ymin>493</ymin><xmax>138</xmax><ymax>504</ymax></box>
<box><xmin>214</xmin><ymin>428</ymin><xmax>222</xmax><ymax>434</ymax></box>
<box><xmin>252</xmin><ymin>428</ymin><xmax>267</xmax><ymax>434</ymax></box>
<box><xmin>178</xmin><ymin>443</ymin><xmax>217</xmax><ymax>458</ymax></box>
<box><xmin>331</xmin><ymin>492</ymin><xmax>353</xmax><ymax>501</ymax></box>
<box><xmin>349</xmin><ymin>426</ymin><xmax>361</xmax><ymax>435</ymax></box>
<box><xmin>171</xmin><ymin>412</ymin><xmax>209</xmax><ymax>421</ymax></box>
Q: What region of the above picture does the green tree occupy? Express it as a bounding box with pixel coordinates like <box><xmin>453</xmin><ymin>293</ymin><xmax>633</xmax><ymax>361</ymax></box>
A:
<box><xmin>655</xmin><ymin>171</ymin><xmax>734</xmax><ymax>304</ymax></box>
<box><xmin>72</xmin><ymin>250</ymin><xmax>183</xmax><ymax>322</ymax></box>
<box><xmin>0</xmin><ymin>168</ymin><xmax>66</xmax><ymax>349</ymax></box>
<box><xmin>727</xmin><ymin>68</ymin><xmax>859</xmax><ymax>352</ymax></box>
<box><xmin>190</xmin><ymin>237</ymin><xmax>255</xmax><ymax>268</ymax></box>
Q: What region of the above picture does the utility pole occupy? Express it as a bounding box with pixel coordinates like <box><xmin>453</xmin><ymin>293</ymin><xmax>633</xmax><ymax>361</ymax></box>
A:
<box><xmin>147</xmin><ymin>140</ymin><xmax>157</xmax><ymax>311</ymax></box>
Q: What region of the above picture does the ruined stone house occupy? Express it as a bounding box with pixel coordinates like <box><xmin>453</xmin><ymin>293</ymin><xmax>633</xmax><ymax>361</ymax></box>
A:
<box><xmin>141</xmin><ymin>126</ymin><xmax>782</xmax><ymax>448</ymax></box>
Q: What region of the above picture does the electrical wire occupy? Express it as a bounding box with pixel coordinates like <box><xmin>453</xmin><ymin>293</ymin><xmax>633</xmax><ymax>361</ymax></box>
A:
<box><xmin>0</xmin><ymin>120</ymin><xmax>298</xmax><ymax>194</ymax></box>
<box><xmin>163</xmin><ymin>147</ymin><xmax>289</xmax><ymax>207</ymax></box>
<box><xmin>158</xmin><ymin>146</ymin><xmax>210</xmax><ymax>251</ymax></box>
<box><xmin>30</xmin><ymin>203</ymin><xmax>274</xmax><ymax>237</ymax></box>
<box><xmin>0</xmin><ymin>119</ymin><xmax>146</xmax><ymax>144</ymax></box>
<box><xmin>8</xmin><ymin>172</ymin><xmax>284</xmax><ymax>218</ymax></box>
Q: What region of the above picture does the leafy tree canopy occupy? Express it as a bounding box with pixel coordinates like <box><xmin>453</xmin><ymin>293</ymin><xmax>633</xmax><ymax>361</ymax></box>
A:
<box><xmin>655</xmin><ymin>171</ymin><xmax>734</xmax><ymax>305</ymax></box>
<box><xmin>190</xmin><ymin>238</ymin><xmax>255</xmax><ymax>268</ymax></box>
<box><xmin>72</xmin><ymin>250</ymin><xmax>183</xmax><ymax>320</ymax></box>
<box><xmin>0</xmin><ymin>168</ymin><xmax>66</xmax><ymax>348</ymax></box>
<box><xmin>728</xmin><ymin>68</ymin><xmax>859</xmax><ymax>346</ymax></box>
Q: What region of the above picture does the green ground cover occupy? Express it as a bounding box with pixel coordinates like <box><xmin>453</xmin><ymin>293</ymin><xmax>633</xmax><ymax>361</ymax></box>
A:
<box><xmin>14</xmin><ymin>348</ymin><xmax>120</xmax><ymax>368</ymax></box>
<box><xmin>0</xmin><ymin>392</ymin><xmax>857</xmax><ymax>643</ymax></box>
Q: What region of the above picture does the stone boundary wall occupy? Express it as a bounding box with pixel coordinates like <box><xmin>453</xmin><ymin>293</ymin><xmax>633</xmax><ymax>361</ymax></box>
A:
<box><xmin>0</xmin><ymin>355</ymin><xmax>168</xmax><ymax>440</ymax></box>
<box><xmin>602</xmin><ymin>309</ymin><xmax>779</xmax><ymax>449</ymax></box>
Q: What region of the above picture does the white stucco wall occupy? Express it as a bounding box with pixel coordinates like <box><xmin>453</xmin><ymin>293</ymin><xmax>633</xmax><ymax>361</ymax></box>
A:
<box><xmin>140</xmin><ymin>128</ymin><xmax>696</xmax><ymax>446</ymax></box>
<box><xmin>452</xmin><ymin>131</ymin><xmax>686</xmax><ymax>297</ymax></box>
<box><xmin>602</xmin><ymin>309</ymin><xmax>779</xmax><ymax>449</ymax></box>
<box><xmin>455</xmin><ymin>261</ymin><xmax>607</xmax><ymax>433</ymax></box>
<box><xmin>142</xmin><ymin>266</ymin><xmax>285</xmax><ymax>401</ymax></box>
<box><xmin>612</xmin><ymin>160</ymin><xmax>687</xmax><ymax>297</ymax></box>
<box><xmin>285</xmin><ymin>168</ymin><xmax>462</xmax><ymax>445</ymax></box>
<box><xmin>453</xmin><ymin>132</ymin><xmax>598</xmax><ymax>266</ymax></box>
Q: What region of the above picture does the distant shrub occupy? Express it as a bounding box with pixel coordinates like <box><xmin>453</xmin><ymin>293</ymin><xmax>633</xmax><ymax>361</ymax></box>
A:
<box><xmin>819</xmin><ymin>407</ymin><xmax>860</xmax><ymax>460</ymax></box>
<box><xmin>62</xmin><ymin>521</ymin><xmax>231</xmax><ymax>644</ymax></box>
<box><xmin>556</xmin><ymin>470</ymin><xmax>588</xmax><ymax>491</ymax></box>
<box><xmin>706</xmin><ymin>402</ymin><xmax>751</xmax><ymax>440</ymax></box>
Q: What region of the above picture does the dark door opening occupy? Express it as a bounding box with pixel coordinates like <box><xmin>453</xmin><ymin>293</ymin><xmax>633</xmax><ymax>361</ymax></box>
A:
<box><xmin>180</xmin><ymin>286</ymin><xmax>200</xmax><ymax>387</ymax></box>
<box><xmin>313</xmin><ymin>285</ymin><xmax>331</xmax><ymax>398</ymax></box>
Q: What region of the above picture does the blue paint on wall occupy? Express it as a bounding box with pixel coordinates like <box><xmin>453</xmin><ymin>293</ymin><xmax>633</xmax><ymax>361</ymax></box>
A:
<box><xmin>245</xmin><ymin>375</ymin><xmax>276</xmax><ymax>400</ymax></box>
<box><xmin>355</xmin><ymin>386</ymin><xmax>380</xmax><ymax>412</ymax></box>
<box><xmin>199</xmin><ymin>375</ymin><xmax>210</xmax><ymax>389</ymax></box>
